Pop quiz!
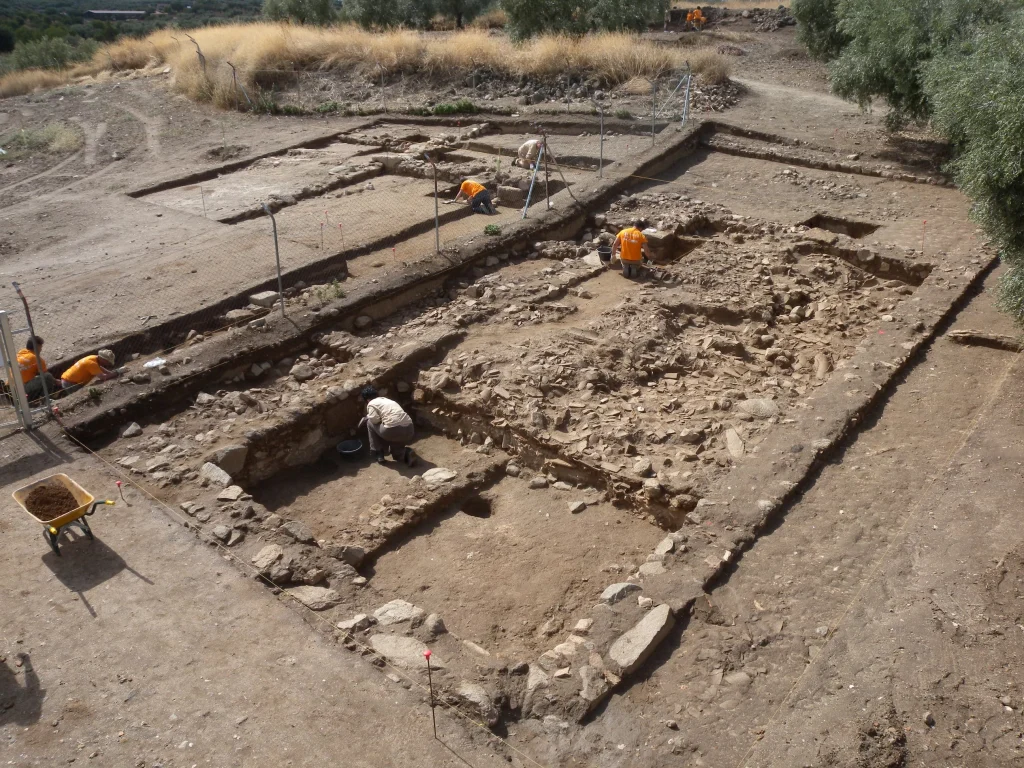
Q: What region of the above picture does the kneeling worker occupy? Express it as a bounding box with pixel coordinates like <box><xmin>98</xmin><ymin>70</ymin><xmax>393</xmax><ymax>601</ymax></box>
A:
<box><xmin>448</xmin><ymin>179</ymin><xmax>496</xmax><ymax>215</ymax></box>
<box><xmin>358</xmin><ymin>386</ymin><xmax>416</xmax><ymax>466</ymax></box>
<box><xmin>611</xmin><ymin>220</ymin><xmax>651</xmax><ymax>279</ymax></box>
<box><xmin>516</xmin><ymin>138</ymin><xmax>543</xmax><ymax>170</ymax></box>
<box><xmin>16</xmin><ymin>336</ymin><xmax>57</xmax><ymax>402</ymax></box>
<box><xmin>60</xmin><ymin>349</ymin><xmax>121</xmax><ymax>394</ymax></box>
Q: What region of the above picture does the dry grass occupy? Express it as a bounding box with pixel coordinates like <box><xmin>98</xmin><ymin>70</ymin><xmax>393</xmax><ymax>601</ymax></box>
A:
<box><xmin>685</xmin><ymin>47</ymin><xmax>733</xmax><ymax>84</ymax></box>
<box><xmin>0</xmin><ymin>68</ymin><xmax>70</xmax><ymax>98</ymax></box>
<box><xmin>9</xmin><ymin>23</ymin><xmax>728</xmax><ymax>109</ymax></box>
<box><xmin>471</xmin><ymin>8</ymin><xmax>508</xmax><ymax>29</ymax></box>
<box><xmin>0</xmin><ymin>122</ymin><xmax>83</xmax><ymax>157</ymax></box>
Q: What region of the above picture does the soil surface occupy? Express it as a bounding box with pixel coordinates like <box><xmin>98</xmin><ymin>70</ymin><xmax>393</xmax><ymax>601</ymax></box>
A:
<box><xmin>23</xmin><ymin>482</ymin><xmax>78</xmax><ymax>521</ymax></box>
<box><xmin>3</xmin><ymin>17</ymin><xmax>1023</xmax><ymax>768</ymax></box>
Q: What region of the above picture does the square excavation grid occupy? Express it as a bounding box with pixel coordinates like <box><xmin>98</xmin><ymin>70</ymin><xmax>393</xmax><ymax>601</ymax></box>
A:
<box><xmin>100</xmin><ymin>167</ymin><xmax>935</xmax><ymax>730</ymax></box>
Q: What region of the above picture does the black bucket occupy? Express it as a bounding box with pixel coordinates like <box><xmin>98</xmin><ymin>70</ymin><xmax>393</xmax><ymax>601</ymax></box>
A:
<box><xmin>597</xmin><ymin>246</ymin><xmax>612</xmax><ymax>263</ymax></box>
<box><xmin>336</xmin><ymin>439</ymin><xmax>364</xmax><ymax>459</ymax></box>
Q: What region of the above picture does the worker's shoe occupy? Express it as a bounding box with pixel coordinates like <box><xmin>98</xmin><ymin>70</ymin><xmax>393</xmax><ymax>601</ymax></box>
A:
<box><xmin>403</xmin><ymin>447</ymin><xmax>415</xmax><ymax>467</ymax></box>
<box><xmin>375</xmin><ymin>450</ymin><xmax>386</xmax><ymax>465</ymax></box>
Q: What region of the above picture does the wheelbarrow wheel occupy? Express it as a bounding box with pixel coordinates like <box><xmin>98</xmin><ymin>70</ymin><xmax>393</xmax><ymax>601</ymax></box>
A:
<box><xmin>44</xmin><ymin>528</ymin><xmax>61</xmax><ymax>556</ymax></box>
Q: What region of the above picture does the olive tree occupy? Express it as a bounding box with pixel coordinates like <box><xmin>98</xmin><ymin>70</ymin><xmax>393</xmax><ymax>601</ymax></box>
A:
<box><xmin>791</xmin><ymin>0</ymin><xmax>848</xmax><ymax>60</ymax></box>
<box><xmin>924</xmin><ymin>11</ymin><xmax>1024</xmax><ymax>323</ymax></box>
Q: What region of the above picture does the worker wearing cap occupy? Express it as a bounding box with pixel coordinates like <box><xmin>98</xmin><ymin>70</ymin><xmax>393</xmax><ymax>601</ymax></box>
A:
<box><xmin>448</xmin><ymin>179</ymin><xmax>496</xmax><ymax>214</ymax></box>
<box><xmin>15</xmin><ymin>335</ymin><xmax>58</xmax><ymax>402</ymax></box>
<box><xmin>60</xmin><ymin>349</ymin><xmax>121</xmax><ymax>394</ymax></box>
<box><xmin>611</xmin><ymin>220</ymin><xmax>651</xmax><ymax>279</ymax></box>
<box><xmin>357</xmin><ymin>386</ymin><xmax>416</xmax><ymax>466</ymax></box>
<box><xmin>516</xmin><ymin>139</ymin><xmax>543</xmax><ymax>170</ymax></box>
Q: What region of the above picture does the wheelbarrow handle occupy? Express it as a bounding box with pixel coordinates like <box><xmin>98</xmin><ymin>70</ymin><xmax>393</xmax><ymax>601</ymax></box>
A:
<box><xmin>87</xmin><ymin>500</ymin><xmax>115</xmax><ymax>516</ymax></box>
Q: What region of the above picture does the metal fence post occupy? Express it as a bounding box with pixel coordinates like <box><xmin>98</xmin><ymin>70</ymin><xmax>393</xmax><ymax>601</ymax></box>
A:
<box><xmin>262</xmin><ymin>204</ymin><xmax>286</xmax><ymax>318</ymax></box>
<box><xmin>0</xmin><ymin>311</ymin><xmax>31</xmax><ymax>430</ymax></box>
<box><xmin>425</xmin><ymin>154</ymin><xmax>440</xmax><ymax>254</ymax></box>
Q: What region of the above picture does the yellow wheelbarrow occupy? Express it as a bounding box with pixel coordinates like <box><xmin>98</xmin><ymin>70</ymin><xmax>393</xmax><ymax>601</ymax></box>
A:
<box><xmin>12</xmin><ymin>473</ymin><xmax>114</xmax><ymax>556</ymax></box>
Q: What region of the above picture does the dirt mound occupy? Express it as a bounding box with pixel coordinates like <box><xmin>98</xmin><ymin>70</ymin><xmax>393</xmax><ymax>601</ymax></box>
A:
<box><xmin>24</xmin><ymin>483</ymin><xmax>79</xmax><ymax>521</ymax></box>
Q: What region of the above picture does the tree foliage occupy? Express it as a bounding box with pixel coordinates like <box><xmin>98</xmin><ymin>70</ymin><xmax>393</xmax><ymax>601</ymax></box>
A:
<box><xmin>501</xmin><ymin>0</ymin><xmax>664</xmax><ymax>39</ymax></box>
<box><xmin>924</xmin><ymin>11</ymin><xmax>1024</xmax><ymax>323</ymax></box>
<box><xmin>435</xmin><ymin>0</ymin><xmax>490</xmax><ymax>28</ymax></box>
<box><xmin>262</xmin><ymin>0</ymin><xmax>335</xmax><ymax>25</ymax></box>
<box><xmin>342</xmin><ymin>0</ymin><xmax>435</xmax><ymax>28</ymax></box>
<box><xmin>828</xmin><ymin>0</ymin><xmax>1010</xmax><ymax>129</ymax></box>
<box><xmin>791</xmin><ymin>0</ymin><xmax>847</xmax><ymax>60</ymax></box>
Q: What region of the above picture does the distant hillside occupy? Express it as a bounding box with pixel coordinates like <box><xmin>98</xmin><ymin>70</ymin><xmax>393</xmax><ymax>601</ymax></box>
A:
<box><xmin>1</xmin><ymin>0</ymin><xmax>264</xmax><ymax>47</ymax></box>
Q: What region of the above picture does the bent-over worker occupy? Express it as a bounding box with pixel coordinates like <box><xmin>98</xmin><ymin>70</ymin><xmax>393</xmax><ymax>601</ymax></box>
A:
<box><xmin>357</xmin><ymin>386</ymin><xmax>416</xmax><ymax>466</ymax></box>
<box><xmin>448</xmin><ymin>179</ymin><xmax>496</xmax><ymax>215</ymax></box>
<box><xmin>60</xmin><ymin>349</ymin><xmax>121</xmax><ymax>394</ymax></box>
<box><xmin>516</xmin><ymin>139</ymin><xmax>543</xmax><ymax>169</ymax></box>
<box><xmin>15</xmin><ymin>335</ymin><xmax>57</xmax><ymax>402</ymax></box>
<box><xmin>692</xmin><ymin>6</ymin><xmax>706</xmax><ymax>30</ymax></box>
<box><xmin>611</xmin><ymin>220</ymin><xmax>651</xmax><ymax>279</ymax></box>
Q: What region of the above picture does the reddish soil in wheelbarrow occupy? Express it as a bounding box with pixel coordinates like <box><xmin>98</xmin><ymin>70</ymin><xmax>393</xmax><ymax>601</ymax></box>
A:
<box><xmin>24</xmin><ymin>484</ymin><xmax>79</xmax><ymax>521</ymax></box>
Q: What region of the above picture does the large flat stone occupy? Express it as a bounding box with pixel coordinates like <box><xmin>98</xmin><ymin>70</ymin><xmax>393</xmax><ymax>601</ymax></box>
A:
<box><xmin>608</xmin><ymin>603</ymin><xmax>674</xmax><ymax>676</ymax></box>
<box><xmin>369</xmin><ymin>634</ymin><xmax>443</xmax><ymax>671</ymax></box>
<box><xmin>199</xmin><ymin>461</ymin><xmax>232</xmax><ymax>488</ymax></box>
<box><xmin>208</xmin><ymin>443</ymin><xmax>248</xmax><ymax>476</ymax></box>
<box><xmin>600</xmin><ymin>582</ymin><xmax>642</xmax><ymax>604</ymax></box>
<box><xmin>250</xmin><ymin>290</ymin><xmax>280</xmax><ymax>308</ymax></box>
<box><xmin>373</xmin><ymin>599</ymin><xmax>425</xmax><ymax>627</ymax></box>
<box><xmin>286</xmin><ymin>586</ymin><xmax>342</xmax><ymax>611</ymax></box>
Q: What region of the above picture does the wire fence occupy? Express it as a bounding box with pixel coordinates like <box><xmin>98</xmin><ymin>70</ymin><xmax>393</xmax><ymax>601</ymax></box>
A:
<box><xmin>1</xmin><ymin>86</ymin><xmax>705</xmax><ymax>431</ymax></box>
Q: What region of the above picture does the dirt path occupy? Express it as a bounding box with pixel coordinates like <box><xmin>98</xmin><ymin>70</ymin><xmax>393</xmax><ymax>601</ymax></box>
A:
<box><xmin>0</xmin><ymin>444</ymin><xmax>523</xmax><ymax>768</ymax></box>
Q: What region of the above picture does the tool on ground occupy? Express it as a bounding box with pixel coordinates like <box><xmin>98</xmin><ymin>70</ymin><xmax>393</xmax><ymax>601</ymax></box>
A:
<box><xmin>116</xmin><ymin>480</ymin><xmax>126</xmax><ymax>503</ymax></box>
<box><xmin>13</xmin><ymin>473</ymin><xmax>113</xmax><ymax>556</ymax></box>
<box><xmin>424</xmin><ymin>649</ymin><xmax>437</xmax><ymax>738</ymax></box>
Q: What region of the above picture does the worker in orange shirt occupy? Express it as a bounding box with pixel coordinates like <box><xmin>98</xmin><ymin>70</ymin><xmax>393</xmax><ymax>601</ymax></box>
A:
<box><xmin>15</xmin><ymin>335</ymin><xmax>57</xmax><ymax>402</ymax></box>
<box><xmin>60</xmin><ymin>349</ymin><xmax>121</xmax><ymax>395</ymax></box>
<box><xmin>692</xmin><ymin>7</ymin><xmax>706</xmax><ymax>31</ymax></box>
<box><xmin>686</xmin><ymin>9</ymin><xmax>694</xmax><ymax>29</ymax></box>
<box><xmin>447</xmin><ymin>178</ymin><xmax>496</xmax><ymax>214</ymax></box>
<box><xmin>611</xmin><ymin>219</ymin><xmax>651</xmax><ymax>279</ymax></box>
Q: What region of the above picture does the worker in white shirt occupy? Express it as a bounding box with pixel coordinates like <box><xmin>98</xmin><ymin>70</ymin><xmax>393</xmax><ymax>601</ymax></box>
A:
<box><xmin>357</xmin><ymin>386</ymin><xmax>416</xmax><ymax>466</ymax></box>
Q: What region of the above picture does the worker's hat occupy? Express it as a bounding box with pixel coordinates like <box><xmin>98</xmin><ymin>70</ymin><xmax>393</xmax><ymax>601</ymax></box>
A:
<box><xmin>98</xmin><ymin>349</ymin><xmax>116</xmax><ymax>366</ymax></box>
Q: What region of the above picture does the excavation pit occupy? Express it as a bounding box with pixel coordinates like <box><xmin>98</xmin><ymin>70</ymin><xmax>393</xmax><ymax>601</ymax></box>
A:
<box><xmin>366</xmin><ymin>475</ymin><xmax>665</xmax><ymax>659</ymax></box>
<box><xmin>801</xmin><ymin>213</ymin><xmax>881</xmax><ymax>239</ymax></box>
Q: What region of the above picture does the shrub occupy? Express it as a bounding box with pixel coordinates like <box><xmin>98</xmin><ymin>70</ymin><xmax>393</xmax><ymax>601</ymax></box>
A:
<box><xmin>484</xmin><ymin>224</ymin><xmax>502</xmax><ymax>236</ymax></box>
<box><xmin>0</xmin><ymin>68</ymin><xmax>68</xmax><ymax>98</ymax></box>
<box><xmin>587</xmin><ymin>0</ymin><xmax>668</xmax><ymax>33</ymax></box>
<box><xmin>7</xmin><ymin>36</ymin><xmax>98</xmax><ymax>72</ymax></box>
<box><xmin>432</xmin><ymin>98</ymin><xmax>478</xmax><ymax>114</ymax></box>
<box><xmin>791</xmin><ymin>0</ymin><xmax>848</xmax><ymax>60</ymax></box>
<box><xmin>0</xmin><ymin>123</ymin><xmax>82</xmax><ymax>158</ymax></box>
<box><xmin>262</xmin><ymin>0</ymin><xmax>336</xmax><ymax>26</ymax></box>
<box><xmin>501</xmin><ymin>0</ymin><xmax>588</xmax><ymax>40</ymax></box>
<box><xmin>924</xmin><ymin>11</ymin><xmax>1024</xmax><ymax>323</ymax></box>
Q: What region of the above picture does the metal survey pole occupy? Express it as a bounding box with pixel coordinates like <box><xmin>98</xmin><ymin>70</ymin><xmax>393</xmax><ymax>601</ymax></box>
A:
<box><xmin>599</xmin><ymin>107</ymin><xmax>604</xmax><ymax>178</ymax></box>
<box><xmin>262</xmin><ymin>204</ymin><xmax>285</xmax><ymax>318</ymax></box>
<box><xmin>682</xmin><ymin>74</ymin><xmax>693</xmax><ymax>127</ymax></box>
<box><xmin>425</xmin><ymin>154</ymin><xmax>439</xmax><ymax>253</ymax></box>
<box><xmin>652</xmin><ymin>81</ymin><xmax>657</xmax><ymax>146</ymax></box>
<box><xmin>543</xmin><ymin>135</ymin><xmax>551</xmax><ymax>210</ymax></box>
<box><xmin>522</xmin><ymin>145</ymin><xmax>544</xmax><ymax>219</ymax></box>
<box><xmin>0</xmin><ymin>311</ymin><xmax>31</xmax><ymax>430</ymax></box>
